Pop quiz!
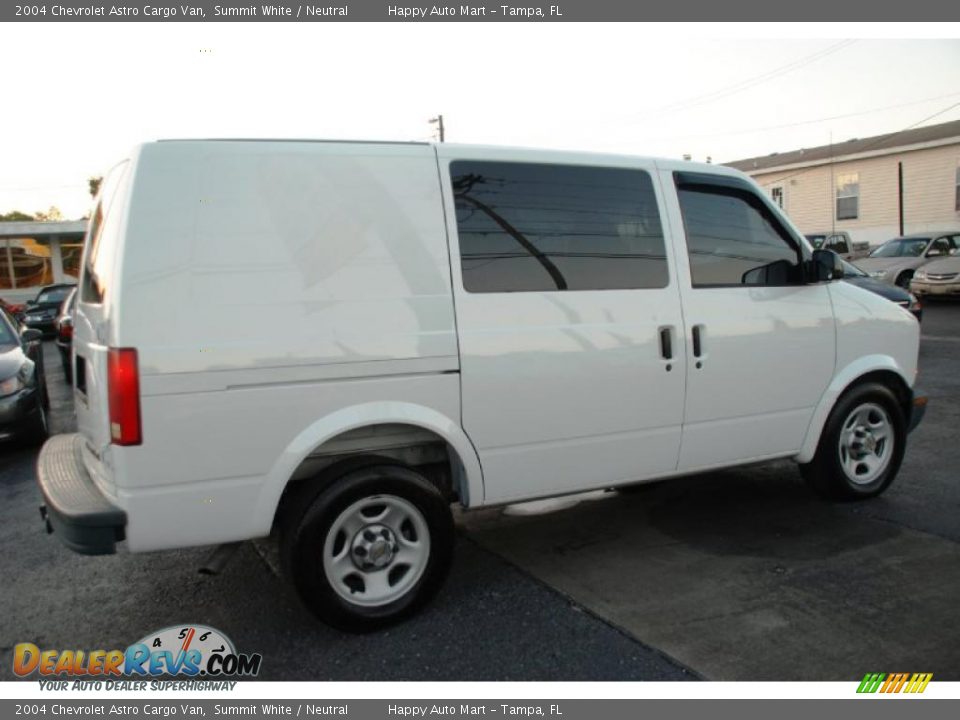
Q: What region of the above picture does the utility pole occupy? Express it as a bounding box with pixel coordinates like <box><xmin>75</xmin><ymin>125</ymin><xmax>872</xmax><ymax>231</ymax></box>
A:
<box><xmin>898</xmin><ymin>161</ymin><xmax>905</xmax><ymax>236</ymax></box>
<box><xmin>429</xmin><ymin>115</ymin><xmax>445</xmax><ymax>142</ymax></box>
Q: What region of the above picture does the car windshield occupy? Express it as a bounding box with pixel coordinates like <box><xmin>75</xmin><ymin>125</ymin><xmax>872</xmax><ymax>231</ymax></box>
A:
<box><xmin>869</xmin><ymin>238</ymin><xmax>929</xmax><ymax>258</ymax></box>
<box><xmin>842</xmin><ymin>260</ymin><xmax>867</xmax><ymax>278</ymax></box>
<box><xmin>36</xmin><ymin>287</ymin><xmax>73</xmax><ymax>304</ymax></box>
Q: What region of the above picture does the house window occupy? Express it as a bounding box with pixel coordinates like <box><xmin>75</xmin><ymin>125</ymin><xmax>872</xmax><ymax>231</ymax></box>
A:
<box><xmin>836</xmin><ymin>172</ymin><xmax>859</xmax><ymax>221</ymax></box>
<box><xmin>1</xmin><ymin>237</ymin><xmax>53</xmax><ymax>290</ymax></box>
<box><xmin>770</xmin><ymin>186</ymin><xmax>784</xmax><ymax>210</ymax></box>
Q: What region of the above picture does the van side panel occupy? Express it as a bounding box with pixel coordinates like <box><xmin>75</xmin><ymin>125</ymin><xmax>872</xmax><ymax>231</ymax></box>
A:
<box><xmin>119</xmin><ymin>141</ymin><xmax>458</xmax><ymax>375</ymax></box>
<box><xmin>111</xmin><ymin>141</ymin><xmax>461</xmax><ymax>550</ymax></box>
<box><xmin>796</xmin><ymin>280</ymin><xmax>919</xmax><ymax>464</ymax></box>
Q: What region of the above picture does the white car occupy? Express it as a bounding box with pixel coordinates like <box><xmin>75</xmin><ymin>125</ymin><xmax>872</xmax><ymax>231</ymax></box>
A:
<box><xmin>37</xmin><ymin>140</ymin><xmax>926</xmax><ymax>630</ymax></box>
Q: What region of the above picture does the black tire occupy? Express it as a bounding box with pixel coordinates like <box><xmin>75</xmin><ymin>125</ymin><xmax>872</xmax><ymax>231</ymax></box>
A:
<box><xmin>23</xmin><ymin>393</ymin><xmax>49</xmax><ymax>446</ymax></box>
<box><xmin>280</xmin><ymin>462</ymin><xmax>454</xmax><ymax>632</ymax></box>
<box><xmin>800</xmin><ymin>382</ymin><xmax>906</xmax><ymax>500</ymax></box>
<box><xmin>895</xmin><ymin>271</ymin><xmax>913</xmax><ymax>289</ymax></box>
<box><xmin>61</xmin><ymin>352</ymin><xmax>72</xmax><ymax>383</ymax></box>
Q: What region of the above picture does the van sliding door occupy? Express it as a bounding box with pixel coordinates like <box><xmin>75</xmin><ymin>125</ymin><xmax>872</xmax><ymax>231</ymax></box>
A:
<box><xmin>437</xmin><ymin>147</ymin><xmax>687</xmax><ymax>505</ymax></box>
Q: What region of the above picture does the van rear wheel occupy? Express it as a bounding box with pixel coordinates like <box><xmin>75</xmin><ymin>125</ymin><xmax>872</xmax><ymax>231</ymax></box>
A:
<box><xmin>280</xmin><ymin>464</ymin><xmax>454</xmax><ymax>632</ymax></box>
<box><xmin>800</xmin><ymin>382</ymin><xmax>906</xmax><ymax>500</ymax></box>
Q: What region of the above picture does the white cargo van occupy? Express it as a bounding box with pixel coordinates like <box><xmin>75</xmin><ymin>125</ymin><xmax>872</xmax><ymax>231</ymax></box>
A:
<box><xmin>38</xmin><ymin>140</ymin><xmax>926</xmax><ymax>630</ymax></box>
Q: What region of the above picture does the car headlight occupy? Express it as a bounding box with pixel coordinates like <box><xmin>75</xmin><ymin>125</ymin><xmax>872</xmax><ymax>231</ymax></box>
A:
<box><xmin>0</xmin><ymin>374</ymin><xmax>25</xmax><ymax>397</ymax></box>
<box><xmin>914</xmin><ymin>270</ymin><xmax>927</xmax><ymax>280</ymax></box>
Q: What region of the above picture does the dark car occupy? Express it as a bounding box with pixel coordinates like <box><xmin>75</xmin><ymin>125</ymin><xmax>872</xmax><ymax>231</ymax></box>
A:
<box><xmin>55</xmin><ymin>287</ymin><xmax>78</xmax><ymax>382</ymax></box>
<box><xmin>22</xmin><ymin>283</ymin><xmax>77</xmax><ymax>336</ymax></box>
<box><xmin>0</xmin><ymin>309</ymin><xmax>49</xmax><ymax>444</ymax></box>
<box><xmin>843</xmin><ymin>260</ymin><xmax>922</xmax><ymax>321</ymax></box>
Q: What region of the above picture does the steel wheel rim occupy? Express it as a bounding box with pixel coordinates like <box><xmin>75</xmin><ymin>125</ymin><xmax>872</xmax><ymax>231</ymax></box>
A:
<box><xmin>322</xmin><ymin>494</ymin><xmax>430</xmax><ymax>608</ymax></box>
<box><xmin>838</xmin><ymin>402</ymin><xmax>893</xmax><ymax>485</ymax></box>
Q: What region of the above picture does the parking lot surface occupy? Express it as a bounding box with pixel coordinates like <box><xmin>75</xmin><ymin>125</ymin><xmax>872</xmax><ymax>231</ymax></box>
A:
<box><xmin>2</xmin><ymin>301</ymin><xmax>958</xmax><ymax>681</ymax></box>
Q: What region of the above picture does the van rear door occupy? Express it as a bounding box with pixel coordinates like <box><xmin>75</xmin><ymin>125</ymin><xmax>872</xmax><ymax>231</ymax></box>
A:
<box><xmin>73</xmin><ymin>160</ymin><xmax>131</xmax><ymax>485</ymax></box>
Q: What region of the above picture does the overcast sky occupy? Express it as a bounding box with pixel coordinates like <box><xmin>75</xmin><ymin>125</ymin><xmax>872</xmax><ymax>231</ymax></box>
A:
<box><xmin>0</xmin><ymin>23</ymin><xmax>958</xmax><ymax>219</ymax></box>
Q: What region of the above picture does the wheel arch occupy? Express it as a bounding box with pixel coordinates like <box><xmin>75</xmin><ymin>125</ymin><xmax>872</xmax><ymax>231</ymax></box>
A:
<box><xmin>797</xmin><ymin>355</ymin><xmax>913</xmax><ymax>464</ymax></box>
<box><xmin>251</xmin><ymin>402</ymin><xmax>484</xmax><ymax>537</ymax></box>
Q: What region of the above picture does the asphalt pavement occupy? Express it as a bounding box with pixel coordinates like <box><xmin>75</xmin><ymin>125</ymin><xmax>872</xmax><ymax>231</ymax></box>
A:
<box><xmin>2</xmin><ymin>301</ymin><xmax>958</xmax><ymax>681</ymax></box>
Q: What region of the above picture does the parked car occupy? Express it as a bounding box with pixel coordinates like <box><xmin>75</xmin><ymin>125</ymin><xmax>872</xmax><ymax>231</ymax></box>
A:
<box><xmin>855</xmin><ymin>233</ymin><xmax>960</xmax><ymax>288</ymax></box>
<box><xmin>22</xmin><ymin>283</ymin><xmax>77</xmax><ymax>336</ymax></box>
<box><xmin>805</xmin><ymin>231</ymin><xmax>870</xmax><ymax>260</ymax></box>
<box><xmin>0</xmin><ymin>309</ymin><xmax>48</xmax><ymax>444</ymax></box>
<box><xmin>54</xmin><ymin>287</ymin><xmax>78</xmax><ymax>382</ymax></box>
<box><xmin>38</xmin><ymin>140</ymin><xmax>926</xmax><ymax>631</ymax></box>
<box><xmin>910</xmin><ymin>252</ymin><xmax>960</xmax><ymax>298</ymax></box>
<box><xmin>842</xmin><ymin>260</ymin><xmax>922</xmax><ymax>321</ymax></box>
<box><xmin>0</xmin><ymin>298</ymin><xmax>26</xmax><ymax>325</ymax></box>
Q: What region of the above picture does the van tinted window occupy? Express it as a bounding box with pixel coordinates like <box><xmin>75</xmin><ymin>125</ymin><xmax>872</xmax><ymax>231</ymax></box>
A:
<box><xmin>81</xmin><ymin>162</ymin><xmax>129</xmax><ymax>303</ymax></box>
<box><xmin>450</xmin><ymin>161</ymin><xmax>668</xmax><ymax>292</ymax></box>
<box><xmin>676</xmin><ymin>175</ymin><xmax>802</xmax><ymax>287</ymax></box>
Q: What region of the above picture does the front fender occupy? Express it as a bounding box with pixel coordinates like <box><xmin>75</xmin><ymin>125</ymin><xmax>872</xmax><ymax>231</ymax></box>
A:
<box><xmin>796</xmin><ymin>355</ymin><xmax>912</xmax><ymax>464</ymax></box>
<box><xmin>251</xmin><ymin>401</ymin><xmax>484</xmax><ymax>535</ymax></box>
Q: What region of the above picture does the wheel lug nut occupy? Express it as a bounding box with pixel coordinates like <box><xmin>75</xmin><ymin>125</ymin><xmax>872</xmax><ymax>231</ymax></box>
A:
<box><xmin>381</xmin><ymin>529</ymin><xmax>390</xmax><ymax>539</ymax></box>
<box><xmin>354</xmin><ymin>546</ymin><xmax>366</xmax><ymax>556</ymax></box>
<box><xmin>363</xmin><ymin>530</ymin><xmax>376</xmax><ymax>541</ymax></box>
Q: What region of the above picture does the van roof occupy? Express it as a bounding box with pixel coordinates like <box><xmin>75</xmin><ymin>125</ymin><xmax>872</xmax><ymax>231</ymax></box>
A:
<box><xmin>150</xmin><ymin>138</ymin><xmax>734</xmax><ymax>176</ymax></box>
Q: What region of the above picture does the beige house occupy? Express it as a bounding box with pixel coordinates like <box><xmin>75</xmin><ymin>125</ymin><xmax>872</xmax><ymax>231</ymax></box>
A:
<box><xmin>726</xmin><ymin>119</ymin><xmax>960</xmax><ymax>248</ymax></box>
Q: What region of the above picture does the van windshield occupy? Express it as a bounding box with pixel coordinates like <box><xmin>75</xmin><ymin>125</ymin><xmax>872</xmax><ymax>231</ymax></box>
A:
<box><xmin>81</xmin><ymin>161</ymin><xmax>129</xmax><ymax>303</ymax></box>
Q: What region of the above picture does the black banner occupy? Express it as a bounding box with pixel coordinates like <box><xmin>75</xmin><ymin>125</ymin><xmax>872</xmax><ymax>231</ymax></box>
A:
<box><xmin>4</xmin><ymin>0</ymin><xmax>960</xmax><ymax>22</ymax></box>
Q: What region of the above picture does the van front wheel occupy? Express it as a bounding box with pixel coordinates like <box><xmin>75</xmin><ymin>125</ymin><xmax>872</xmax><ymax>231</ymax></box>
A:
<box><xmin>280</xmin><ymin>464</ymin><xmax>454</xmax><ymax>632</ymax></box>
<box><xmin>800</xmin><ymin>382</ymin><xmax>906</xmax><ymax>500</ymax></box>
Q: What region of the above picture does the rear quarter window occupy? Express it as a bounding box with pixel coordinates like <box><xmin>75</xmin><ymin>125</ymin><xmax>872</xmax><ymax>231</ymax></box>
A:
<box><xmin>81</xmin><ymin>162</ymin><xmax>130</xmax><ymax>304</ymax></box>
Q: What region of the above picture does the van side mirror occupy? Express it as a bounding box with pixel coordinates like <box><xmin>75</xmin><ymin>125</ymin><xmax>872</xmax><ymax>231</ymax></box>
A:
<box><xmin>811</xmin><ymin>249</ymin><xmax>844</xmax><ymax>282</ymax></box>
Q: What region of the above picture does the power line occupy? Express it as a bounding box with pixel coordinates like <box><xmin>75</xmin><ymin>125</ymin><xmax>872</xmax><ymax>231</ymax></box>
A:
<box><xmin>643</xmin><ymin>90</ymin><xmax>960</xmax><ymax>143</ymax></box>
<box><xmin>624</xmin><ymin>40</ymin><xmax>857</xmax><ymax>123</ymax></box>
<box><xmin>0</xmin><ymin>183</ymin><xmax>87</xmax><ymax>192</ymax></box>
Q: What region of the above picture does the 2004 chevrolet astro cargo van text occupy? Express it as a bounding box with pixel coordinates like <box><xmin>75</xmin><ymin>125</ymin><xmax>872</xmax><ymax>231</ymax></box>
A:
<box><xmin>37</xmin><ymin>140</ymin><xmax>926</xmax><ymax>630</ymax></box>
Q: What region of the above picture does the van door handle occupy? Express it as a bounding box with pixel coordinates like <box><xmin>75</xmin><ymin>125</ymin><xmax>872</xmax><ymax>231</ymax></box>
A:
<box><xmin>692</xmin><ymin>325</ymin><xmax>704</xmax><ymax>358</ymax></box>
<box><xmin>659</xmin><ymin>327</ymin><xmax>673</xmax><ymax>360</ymax></box>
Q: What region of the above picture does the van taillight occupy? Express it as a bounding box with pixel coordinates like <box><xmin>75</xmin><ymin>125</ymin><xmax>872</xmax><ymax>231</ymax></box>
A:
<box><xmin>107</xmin><ymin>348</ymin><xmax>141</xmax><ymax>446</ymax></box>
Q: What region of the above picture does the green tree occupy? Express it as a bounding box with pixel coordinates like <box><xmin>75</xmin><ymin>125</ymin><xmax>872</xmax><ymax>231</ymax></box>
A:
<box><xmin>0</xmin><ymin>210</ymin><xmax>34</xmax><ymax>221</ymax></box>
<box><xmin>33</xmin><ymin>206</ymin><xmax>64</xmax><ymax>222</ymax></box>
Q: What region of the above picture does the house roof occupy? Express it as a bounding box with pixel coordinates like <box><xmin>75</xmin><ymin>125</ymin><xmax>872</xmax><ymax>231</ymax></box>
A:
<box><xmin>726</xmin><ymin>119</ymin><xmax>960</xmax><ymax>173</ymax></box>
<box><xmin>0</xmin><ymin>220</ymin><xmax>87</xmax><ymax>238</ymax></box>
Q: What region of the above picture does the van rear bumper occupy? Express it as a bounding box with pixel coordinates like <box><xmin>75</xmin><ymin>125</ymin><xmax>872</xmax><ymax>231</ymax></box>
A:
<box><xmin>36</xmin><ymin>434</ymin><xmax>126</xmax><ymax>555</ymax></box>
